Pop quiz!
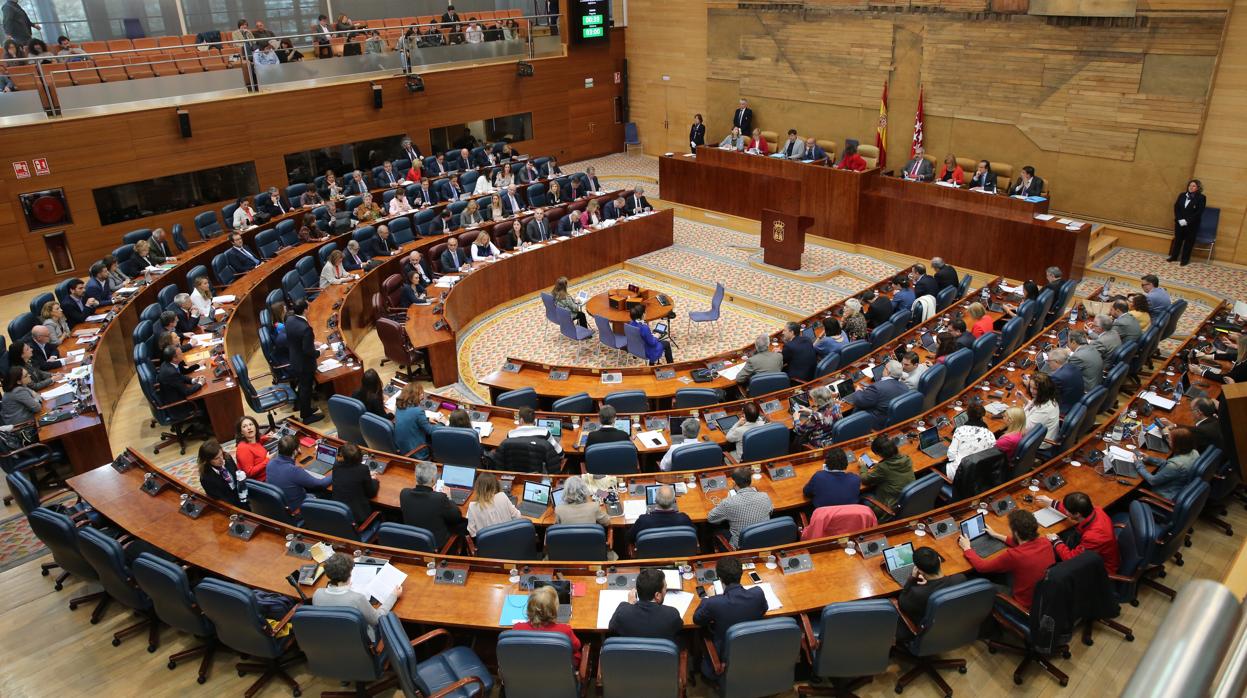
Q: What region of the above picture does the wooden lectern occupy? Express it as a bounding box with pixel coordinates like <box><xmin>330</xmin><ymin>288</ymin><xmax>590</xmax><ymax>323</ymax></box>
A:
<box><xmin>760</xmin><ymin>209</ymin><xmax>812</xmax><ymax>271</ymax></box>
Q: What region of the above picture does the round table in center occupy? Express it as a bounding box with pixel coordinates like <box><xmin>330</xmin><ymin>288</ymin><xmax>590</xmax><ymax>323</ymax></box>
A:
<box><xmin>585</xmin><ymin>288</ymin><xmax>673</xmax><ymax>335</ymax></box>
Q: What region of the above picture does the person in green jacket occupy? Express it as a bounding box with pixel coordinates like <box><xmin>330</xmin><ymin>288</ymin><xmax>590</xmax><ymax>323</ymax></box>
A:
<box><xmin>861</xmin><ymin>433</ymin><xmax>915</xmax><ymax>515</ymax></box>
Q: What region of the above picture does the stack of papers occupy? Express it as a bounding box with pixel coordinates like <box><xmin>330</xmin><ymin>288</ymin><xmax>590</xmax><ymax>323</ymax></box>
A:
<box><xmin>1108</xmin><ymin>445</ymin><xmax>1136</xmax><ymax>464</ymax></box>
<box><xmin>212</xmin><ymin>294</ymin><xmax>237</xmax><ymax>304</ymax></box>
<box><xmin>621</xmin><ymin>499</ymin><xmax>647</xmax><ymax>523</ymax></box>
<box><xmin>318</xmin><ymin>358</ymin><xmax>343</xmax><ymax>373</ymax></box>
<box><xmin>471</xmin><ymin>421</ymin><xmax>494</xmax><ymax>438</ymax></box>
<box><xmin>1138</xmin><ymin>391</ymin><xmax>1177</xmax><ymax>410</ymax></box>
<box><xmin>85</xmin><ymin>314</ymin><xmax>109</xmax><ymax>323</ymax></box>
<box><xmin>114</xmin><ymin>287</ymin><xmax>139</xmax><ymax>296</ymax></box>
<box><xmin>1034</xmin><ymin>213</ymin><xmax>1055</xmax><ymax>221</ymax></box>
<box><xmin>595</xmin><ymin>588</ymin><xmax>698</xmax><ymax>628</ymax></box>
<box><xmin>748</xmin><ymin>582</ymin><xmax>783</xmax><ymax>610</ymax></box>
<box><xmin>40</xmin><ymin>384</ymin><xmax>74</xmax><ymax>401</ymax></box>
<box><xmin>350</xmin><ymin>562</ymin><xmax>407</xmax><ymax>612</ymax></box>
<box><xmin>717</xmin><ymin>363</ymin><xmax>745</xmax><ymax>381</ymax></box>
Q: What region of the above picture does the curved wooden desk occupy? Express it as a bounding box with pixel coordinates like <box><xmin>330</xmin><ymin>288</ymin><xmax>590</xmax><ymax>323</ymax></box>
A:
<box><xmin>67</xmin><ymin>307</ymin><xmax>1222</xmax><ymax>631</ymax></box>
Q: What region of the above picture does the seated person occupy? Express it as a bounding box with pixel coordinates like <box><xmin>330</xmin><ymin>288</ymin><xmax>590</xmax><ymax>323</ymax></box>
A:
<box><xmin>725</xmin><ymin>402</ymin><xmax>767</xmax><ymax>460</ymax></box>
<box><xmin>389</xmin><ymin>189</ymin><xmax>414</xmax><ymax>215</ymax></box>
<box><xmin>513</xmin><ymin>586</ymin><xmax>582</xmax><ymax>666</ymax></box>
<box><xmin>658</xmin><ymin>418</ymin><xmax>706</xmax><ymax>471</ymax></box>
<box><xmin>719</xmin><ymin>127</ymin><xmax>746</xmax><ymax>150</ymax></box>
<box><xmin>156</xmin><ymin>344</ymin><xmax>205</xmax><ymax>419</ymax></box>
<box><xmin>470</xmin><ymin>232</ymin><xmax>501</xmax><ymax>262</ymax></box>
<box><xmin>845</xmin><ymin>360</ymin><xmax>910</xmax><ymax>427</ymax></box>
<box><xmin>936</xmin><ymin>154</ymin><xmax>964</xmax><ymax>185</ymax></box>
<box><xmin>439</xmin><ymin>237</ymin><xmax>471</xmax><ymax>273</ymax></box>
<box><xmin>1036</xmin><ymin>491</ymin><xmax>1119</xmax><ymax>574</ymax></box>
<box><xmin>1135</xmin><ymin>426</ymin><xmax>1201</xmax><ymax>500</ymax></box>
<box><xmin>466</xmin><ymin>472</ymin><xmax>523</xmax><ymax>537</ymax></box>
<box><xmin>707</xmin><ymin>467</ymin><xmax>773</xmax><ymax>548</ymax></box>
<box><xmin>399</xmin><ymin>462</ymin><xmax>466</xmax><ymax>547</ymax></box>
<box><xmin>944</xmin><ymin>403</ymin><xmax>996</xmax><ymax>481</ymax></box>
<box><xmin>266</xmin><ymin>434</ymin><xmax>332</xmax><ymax>510</ymax></box>
<box><xmin>736</xmin><ymin>335</ymin><xmax>783</xmax><ymax>385</ymax></box>
<box><xmin>793</xmin><ymin>386</ymin><xmax>841</xmax><ymax>448</ymax></box>
<box><xmin>861</xmin><ymin>434</ymin><xmax>915</xmax><ymax>514</ymax></box>
<box><xmin>627</xmin><ymin>303</ymin><xmax>673</xmax><ymax>365</ymax></box>
<box><xmin>342</xmin><ymin>240</ymin><xmax>370</xmax><ymax>272</ymax></box>
<box><xmin>897</xmin><ymin>546</ymin><xmax>966</xmax><ymax>639</ymax></box>
<box><xmin>959</xmin><ymin>509</ymin><xmax>1054</xmax><ymax>610</ymax></box>
<box><xmin>330</xmin><ymin>443</ymin><xmax>379</xmax><ymax>526</ymax></box>
<box><xmin>319</xmin><ymin>250</ymin><xmax>350</xmax><ymax>288</ymax></box>
<box><xmin>553</xmin><ymin>475</ymin><xmax>611</xmax><ymax>526</ymax></box>
<box><xmin>779</xmin><ymin>129</ymin><xmax>805</xmax><ymax>159</ymax></box>
<box><xmin>608</xmin><ymin>567</ymin><xmax>683</xmax><ymax>642</ymax></box>
<box><xmin>313</xmin><ymin>553</ymin><xmax>398</xmax><ymax>641</ymax></box>
<box><xmin>627</xmin><ymin>484</ymin><xmax>694</xmax><ymax>547</ymax></box>
<box><xmin>781</xmin><ymin>321</ymin><xmax>816</xmax><ymax>382</ymax></box>
<box><xmin>1008</xmin><ymin>165</ymin><xmax>1044</xmax><ymax>197</ymax></box>
<box><xmin>900</xmin><ymin>352</ymin><xmax>928</xmax><ymax>389</ymax></box>
<box><xmin>526</xmin><ymin>208</ymin><xmax>555</xmax><ymax>242</ymax></box>
<box><xmin>353</xmin><ymin>193</ymin><xmax>383</xmax><ymax>223</ymax></box>
<box><xmin>834</xmin><ymin>143</ymin><xmax>867</xmax><ymax>171</ymax></box>
<box><xmin>814</xmin><ymin>317</ymin><xmax>849</xmax><ymax>358</ymax></box>
<box><xmin>967</xmin><ymin>160</ymin><xmax>996</xmax><ymax>191</ymax></box>
<box><xmin>802</xmin><ymin>447</ymin><xmax>861</xmax><ymax>509</ymax></box>
<box><xmin>900</xmin><ymin>145</ymin><xmax>934</xmax><ymax>182</ymax></box>
<box><xmin>399</xmin><ymin>269</ymin><xmax>428</xmax><ymax>307</ymax></box>
<box><xmin>586</xmin><ymin>405</ymin><xmax>630</xmax><ymax>448</ymax></box>
<box><xmin>693</xmin><ymin>557</ymin><xmax>767</xmax><ymax>679</ymax></box>
<box><xmin>226</xmin><ymin>232</ymin><xmax>262</xmax><ymax>272</ymax></box>
<box><xmin>368</xmin><ymin>224</ymin><xmax>399</xmax><ymax>258</ymax></box>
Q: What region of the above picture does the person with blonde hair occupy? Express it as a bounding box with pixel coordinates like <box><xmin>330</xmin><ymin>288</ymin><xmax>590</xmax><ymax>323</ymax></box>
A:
<box><xmin>993</xmin><ymin>407</ymin><xmax>1029</xmax><ymax>460</ymax></box>
<box><xmin>466</xmin><ymin>472</ymin><xmax>522</xmax><ymax>536</ymax></box>
<box><xmin>470</xmin><ymin>231</ymin><xmax>500</xmax><ymax>262</ymax></box>
<box><xmin>967</xmin><ymin>302</ymin><xmax>993</xmax><ymax>338</ymax></box>
<box><xmin>39</xmin><ymin>301</ymin><xmax>71</xmax><ymax>344</ymax></box>
<box><xmin>513</xmin><ymin>585</ymin><xmax>582</xmax><ymax>663</ymax></box>
<box><xmin>319</xmin><ymin>249</ymin><xmax>349</xmax><ymax>287</ymax></box>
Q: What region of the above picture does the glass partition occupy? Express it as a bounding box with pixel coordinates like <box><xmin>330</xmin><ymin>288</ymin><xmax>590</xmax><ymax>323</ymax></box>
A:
<box><xmin>93</xmin><ymin>162</ymin><xmax>259</xmax><ymax>225</ymax></box>
<box><xmin>284</xmin><ymin>134</ymin><xmax>409</xmax><ymax>185</ymax></box>
<box><xmin>429</xmin><ymin>112</ymin><xmax>533</xmax><ymax>152</ymax></box>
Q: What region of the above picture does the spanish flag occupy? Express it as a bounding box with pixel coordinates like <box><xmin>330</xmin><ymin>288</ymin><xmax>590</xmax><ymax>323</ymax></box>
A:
<box><xmin>876</xmin><ymin>81</ymin><xmax>888</xmax><ymax>168</ymax></box>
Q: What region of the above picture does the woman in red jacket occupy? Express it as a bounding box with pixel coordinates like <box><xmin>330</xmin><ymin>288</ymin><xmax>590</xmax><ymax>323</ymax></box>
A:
<box><xmin>937</xmin><ymin>154</ymin><xmax>964</xmax><ymax>185</ymax></box>
<box><xmin>959</xmin><ymin>509</ymin><xmax>1055</xmax><ymax>609</ymax></box>
<box><xmin>835</xmin><ymin>144</ymin><xmax>867</xmax><ymax>172</ymax></box>
<box><xmin>748</xmin><ymin>128</ymin><xmax>770</xmax><ymax>156</ymax></box>
<box><xmin>233</xmin><ymin>415</ymin><xmax>269</xmax><ymax>480</ymax></box>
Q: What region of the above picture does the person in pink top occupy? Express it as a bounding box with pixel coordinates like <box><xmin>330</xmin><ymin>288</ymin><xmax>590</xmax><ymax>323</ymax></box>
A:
<box><xmin>993</xmin><ymin>407</ymin><xmax>1028</xmax><ymax>460</ymax></box>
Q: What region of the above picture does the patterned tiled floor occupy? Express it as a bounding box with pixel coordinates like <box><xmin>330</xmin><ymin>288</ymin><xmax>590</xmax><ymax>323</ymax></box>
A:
<box><xmin>1093</xmin><ymin>247</ymin><xmax>1247</xmax><ymax>303</ymax></box>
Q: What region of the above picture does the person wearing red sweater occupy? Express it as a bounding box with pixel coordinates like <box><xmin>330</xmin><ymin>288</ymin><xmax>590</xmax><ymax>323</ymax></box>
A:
<box><xmin>1037</xmin><ymin>492</ymin><xmax>1119</xmax><ymax>574</ymax></box>
<box><xmin>835</xmin><ymin>143</ymin><xmax>868</xmax><ymax>172</ymax></box>
<box><xmin>959</xmin><ymin>509</ymin><xmax>1055</xmax><ymax>609</ymax></box>
<box><xmin>233</xmin><ymin>415</ymin><xmax>269</xmax><ymax>481</ymax></box>
<box><xmin>512</xmin><ymin>585</ymin><xmax>582</xmax><ymax>665</ymax></box>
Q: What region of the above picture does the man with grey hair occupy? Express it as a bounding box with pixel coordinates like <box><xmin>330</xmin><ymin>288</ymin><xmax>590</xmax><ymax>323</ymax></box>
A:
<box><xmin>26</xmin><ymin>325</ymin><xmax>63</xmax><ymax>371</ymax></box>
<box><xmin>149</xmin><ymin>227</ymin><xmax>175</xmax><ymax>259</ymax></box>
<box><xmin>1044</xmin><ymin>347</ymin><xmax>1084</xmax><ymax>415</ymax></box>
<box><xmin>931</xmin><ymin>256</ymin><xmax>959</xmax><ymax>291</ymax></box>
<box><xmin>845</xmin><ymin>359</ymin><xmax>911</xmax><ymax>428</ymax></box>
<box><xmin>736</xmin><ymin>335</ymin><xmax>783</xmax><ymax>385</ymax></box>
<box><xmin>1089</xmin><ymin>314</ymin><xmax>1121</xmax><ymax>359</ymax></box>
<box><xmin>399</xmin><ymin>461</ymin><xmax>466</xmax><ymax>547</ymax></box>
<box><xmin>628</xmin><ymin>484</ymin><xmax>693</xmax><ymax>546</ymax></box>
<box><xmin>1043</xmin><ymin>266</ymin><xmax>1064</xmax><ymax>297</ymax></box>
<box><xmin>172</xmin><ymin>293</ymin><xmax>199</xmax><ymax>334</ymax></box>
<box><xmin>346</xmin><ymin>169</ymin><xmax>369</xmax><ymax>196</ymax></box>
<box><xmin>260</xmin><ymin>186</ymin><xmax>289</xmax><ymax>218</ymax></box>
<box><xmin>1066</xmin><ymin>330</ymin><xmax>1102</xmax><ymax>391</ymax></box>
<box><xmin>627</xmin><ymin>185</ymin><xmax>651</xmax><ymax>215</ymax></box>
<box><xmin>659</xmin><ymin>418</ymin><xmax>705</xmax><ymax>471</ymax></box>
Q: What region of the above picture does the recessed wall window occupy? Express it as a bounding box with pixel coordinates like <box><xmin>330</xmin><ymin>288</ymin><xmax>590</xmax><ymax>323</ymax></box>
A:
<box><xmin>429</xmin><ymin>112</ymin><xmax>533</xmax><ymax>153</ymax></box>
<box><xmin>284</xmin><ymin>134</ymin><xmax>409</xmax><ymax>184</ymax></box>
<box><xmin>92</xmin><ymin>162</ymin><xmax>259</xmax><ymax>225</ymax></box>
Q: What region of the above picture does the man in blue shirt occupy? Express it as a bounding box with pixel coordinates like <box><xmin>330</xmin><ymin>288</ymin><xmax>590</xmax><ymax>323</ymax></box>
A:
<box><xmin>1140</xmin><ymin>274</ymin><xmax>1172</xmax><ymax>325</ymax></box>
<box><xmin>692</xmin><ymin>557</ymin><xmax>767</xmax><ymax>680</ymax></box>
<box><xmin>891</xmin><ymin>276</ymin><xmax>916</xmax><ymax>315</ymax></box>
<box><xmin>265</xmin><ymin>435</ymin><xmax>331</xmax><ymax>510</ymax></box>
<box><xmin>802</xmin><ymin>448</ymin><xmax>861</xmax><ymax>508</ymax></box>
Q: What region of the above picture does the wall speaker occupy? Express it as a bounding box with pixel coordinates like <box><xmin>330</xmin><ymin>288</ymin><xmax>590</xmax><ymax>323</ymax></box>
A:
<box><xmin>372</xmin><ymin>84</ymin><xmax>383</xmax><ymax>109</ymax></box>
<box><xmin>177</xmin><ymin>108</ymin><xmax>191</xmax><ymax>138</ymax></box>
<box><xmin>516</xmin><ymin>61</ymin><xmax>534</xmax><ymax>77</ymax></box>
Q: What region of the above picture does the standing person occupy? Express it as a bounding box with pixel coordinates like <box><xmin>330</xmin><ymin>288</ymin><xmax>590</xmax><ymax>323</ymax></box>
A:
<box><xmin>2</xmin><ymin>0</ymin><xmax>40</xmax><ymax>49</ymax></box>
<box><xmin>731</xmin><ymin>99</ymin><xmax>753</xmax><ymax>136</ymax></box>
<box><xmin>284</xmin><ymin>299</ymin><xmax>323</xmax><ymax>424</ymax></box>
<box><xmin>689</xmin><ymin>113</ymin><xmax>705</xmax><ymax>153</ymax></box>
<box><xmin>1168</xmin><ymin>179</ymin><xmax>1206</xmax><ymax>266</ymax></box>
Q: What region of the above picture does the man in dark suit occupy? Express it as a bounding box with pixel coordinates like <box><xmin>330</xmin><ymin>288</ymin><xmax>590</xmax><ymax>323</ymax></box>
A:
<box><xmin>148</xmin><ymin>228</ymin><xmax>175</xmax><ymax>258</ymax></box>
<box><xmin>439</xmin><ymin>238</ymin><xmax>471</xmax><ymax>273</ymax></box>
<box><xmin>226</xmin><ymin>232</ymin><xmax>261</xmax><ymax>272</ymax></box>
<box><xmin>343</xmin><ymin>240</ymin><xmax>370</xmax><ymax>272</ymax></box>
<box><xmin>556</xmin><ymin>213</ymin><xmax>581</xmax><ymax>237</ymax></box>
<box><xmin>951</xmin><ymin>317</ymin><xmax>974</xmax><ymax>351</ymax></box>
<box><xmin>440</xmin><ymin>5</ymin><xmax>461</xmax><ymax>25</ymax></box>
<box><xmin>156</xmin><ymin>345</ymin><xmax>204</xmax><ymax>422</ymax></box>
<box><xmin>912</xmin><ymin>263</ymin><xmax>939</xmax><ymax>299</ymax></box>
<box><xmin>585</xmin><ymin>405</ymin><xmax>630</xmax><ymax>448</ymax></box>
<box><xmin>584</xmin><ymin>166</ymin><xmax>603</xmax><ymax>193</ymax></box>
<box><xmin>968</xmin><ymin>160</ymin><xmax>996</xmax><ymax>192</ymax></box>
<box><xmin>284</xmin><ymin>299</ymin><xmax>323</xmax><ymax>424</ymax></box>
<box><xmin>863</xmin><ymin>291</ymin><xmax>892</xmax><ymax>329</ymax></box>
<box><xmin>443</xmin><ymin>175</ymin><xmax>464</xmax><ymax>202</ymax></box>
<box><xmin>525</xmin><ymin>208</ymin><xmax>554</xmax><ymax>242</ymax></box>
<box><xmin>26</xmin><ymin>325</ymin><xmax>62</xmax><ymax>371</ymax></box>
<box><xmin>1169</xmin><ymin>179</ymin><xmax>1206</xmax><ymax>266</ymax></box>
<box><xmin>802</xmin><ymin>137</ymin><xmax>826</xmax><ymax>161</ymax></box>
<box><xmin>900</xmin><ymin>145</ymin><xmax>934</xmax><ymax>182</ymax></box>
<box><xmin>846</xmin><ymin>360</ymin><xmax>912</xmax><ymax>428</ymax></box>
<box><xmin>399</xmin><ymin>462</ymin><xmax>466</xmax><ymax>547</ymax></box>
<box><xmin>604</xmin><ymin>196</ymin><xmax>626</xmax><ymax>220</ymax></box>
<box><xmin>345</xmin><ymin>170</ymin><xmax>370</xmax><ymax>196</ymax></box>
<box><xmin>368</xmin><ymin>225</ymin><xmax>399</xmax><ymax>258</ymax></box>
<box><xmin>413</xmin><ymin>180</ymin><xmax>436</xmax><ymax>207</ymax></box>
<box><xmin>1009</xmin><ymin>166</ymin><xmax>1044</xmax><ymax>197</ymax></box>
<box><xmin>693</xmin><ymin>557</ymin><xmax>767</xmax><ymax>679</ymax></box>
<box><xmin>259</xmin><ymin>187</ymin><xmax>291</xmax><ymax>218</ymax></box>
<box><xmin>62</xmin><ymin>279</ymin><xmax>96</xmax><ymax>328</ymax></box>
<box><xmin>374</xmin><ymin>161</ymin><xmax>401</xmax><ymax>188</ymax></box>
<box><xmin>1186</xmin><ymin>397</ymin><xmax>1223</xmax><ymax>453</ymax></box>
<box><xmin>171</xmin><ymin>296</ymin><xmax>198</xmax><ymax>334</ymax></box>
<box><xmin>518</xmin><ymin>159</ymin><xmax>542</xmax><ymax>184</ymax></box>
<box><xmin>932</xmin><ymin>257</ymin><xmax>958</xmax><ymax>291</ymax></box>
<box><xmin>399</xmin><ymin>137</ymin><xmax>423</xmax><ymax>167</ymax></box>
<box><xmin>502</xmin><ymin>185</ymin><xmax>525</xmax><ymax>216</ymax></box>
<box><xmin>402</xmin><ymin>250</ymin><xmax>435</xmax><ymax>284</ymax></box>
<box><xmin>84</xmin><ymin>262</ymin><xmax>115</xmax><ymax>307</ymax></box>
<box><xmin>425</xmin><ymin>153</ymin><xmax>449</xmax><ymax>179</ymax></box>
<box><xmin>474</xmin><ymin>147</ymin><xmax>499</xmax><ymax>169</ymax></box>
<box><xmin>608</xmin><ymin>567</ymin><xmax>683</xmax><ymax>642</ymax></box>
<box><xmin>781</xmin><ymin>321</ymin><xmax>816</xmax><ymax>383</ymax></box>
<box><xmin>625</xmin><ymin>186</ymin><xmax>651</xmax><ymax>215</ymax></box>
<box><xmin>1043</xmin><ymin>348</ymin><xmax>1085</xmax><ymax>416</ymax></box>
<box><xmin>731</xmin><ymin>99</ymin><xmax>753</xmax><ymax>136</ymax></box>
<box><xmin>425</xmin><ymin>210</ymin><xmax>455</xmax><ymax>237</ymax></box>
<box><xmin>627</xmin><ymin>485</ymin><xmax>694</xmax><ymax>547</ymax></box>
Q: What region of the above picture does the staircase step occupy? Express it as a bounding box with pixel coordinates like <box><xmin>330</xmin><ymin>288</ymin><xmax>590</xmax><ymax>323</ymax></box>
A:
<box><xmin>1088</xmin><ymin>234</ymin><xmax>1118</xmax><ymax>262</ymax></box>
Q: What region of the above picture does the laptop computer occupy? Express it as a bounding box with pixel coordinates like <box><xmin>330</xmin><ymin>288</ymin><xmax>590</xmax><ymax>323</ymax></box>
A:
<box><xmin>1143</xmin><ymin>424</ymin><xmax>1170</xmax><ymax>454</ymax></box>
<box><xmin>919</xmin><ymin>332</ymin><xmax>937</xmax><ymax>352</ymax></box>
<box><xmin>959</xmin><ymin>513</ymin><xmax>1006</xmax><ymax>558</ymax></box>
<box><xmin>308</xmin><ymin>443</ymin><xmax>337</xmax><ymax>475</ymax></box>
<box><xmin>668</xmin><ymin>416</ymin><xmax>687</xmax><ymax>444</ymax></box>
<box><xmin>917</xmin><ymin>426</ymin><xmax>949</xmax><ymax>459</ymax></box>
<box><xmin>441</xmin><ymin>464</ymin><xmax>476</xmax><ymax>505</ymax></box>
<box><xmin>645</xmin><ymin>484</ymin><xmax>678</xmax><ymax>513</ymax></box>
<box><xmin>518</xmin><ymin>481</ymin><xmax>552</xmax><ymax>518</ymax></box>
<box><xmin>714</xmin><ymin>415</ymin><xmax>740</xmax><ymax>433</ymax></box>
<box><xmin>1034</xmin><ymin>504</ymin><xmax>1068</xmax><ymax>528</ymax></box>
<box><xmin>1056</xmin><ymin>328</ymin><xmax>1070</xmax><ymax>347</ymax></box>
<box><xmin>952</xmin><ymin>410</ymin><xmax>971</xmax><ymax>429</ymax></box>
<box><xmin>535</xmin><ymin>418</ymin><xmax>563</xmax><ymax>437</ymax></box>
<box><xmin>883</xmin><ymin>542</ymin><xmax>915</xmax><ymax>586</ymax></box>
<box><xmin>1179</xmin><ymin>373</ymin><xmax>1207</xmax><ymax>399</ymax></box>
<box><xmin>532</xmin><ymin>579</ymin><xmax>573</xmax><ymax>623</ymax></box>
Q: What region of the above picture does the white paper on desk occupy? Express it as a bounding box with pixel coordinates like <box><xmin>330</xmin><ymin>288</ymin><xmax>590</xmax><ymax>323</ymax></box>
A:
<box><xmin>597</xmin><ymin>589</ymin><xmax>632</xmax><ymax>628</ymax></box>
<box><xmin>748</xmin><ymin>582</ymin><xmax>783</xmax><ymax>611</ymax></box>
<box><xmin>40</xmin><ymin>384</ymin><xmax>74</xmax><ymax>401</ymax></box>
<box><xmin>935</xmin><ymin>180</ymin><xmax>959</xmax><ymax>188</ymax></box>
<box><xmin>637</xmin><ymin>430</ymin><xmax>667</xmax><ymax>449</ymax></box>
<box><xmin>212</xmin><ymin>294</ymin><xmax>237</xmax><ymax>304</ymax></box>
<box><xmin>1108</xmin><ymin>445</ymin><xmax>1136</xmax><ymax>464</ymax></box>
<box><xmin>318</xmin><ymin>358</ymin><xmax>343</xmax><ymax>372</ymax></box>
<box><xmin>1056</xmin><ymin>218</ymin><xmax>1074</xmax><ymax>225</ymax></box>
<box><xmin>113</xmin><ymin>286</ymin><xmax>139</xmax><ymax>296</ymax></box>
<box><xmin>1232</xmin><ymin>300</ymin><xmax>1247</xmax><ymax>318</ymax></box>
<box><xmin>622</xmin><ymin>499</ymin><xmax>647</xmax><ymax>523</ymax></box>
<box><xmin>664</xmin><ymin>590</ymin><xmax>695</xmax><ymax>618</ymax></box>
<box><xmin>349</xmin><ymin>563</ymin><xmax>382</xmax><ymax>594</ymax></box>
<box><xmin>717</xmin><ymin>362</ymin><xmax>745</xmax><ymax>381</ymax></box>
<box><xmin>67</xmin><ymin>348</ymin><xmax>86</xmax><ymax>357</ymax></box>
<box><xmin>433</xmin><ymin>279</ymin><xmax>455</xmax><ymax>288</ymax></box>
<box><xmin>1139</xmin><ymin>391</ymin><xmax>1177</xmax><ymax>410</ymax></box>
<box><xmin>471</xmin><ymin>420</ymin><xmax>494</xmax><ymax>438</ymax></box>
<box><xmin>367</xmin><ymin>563</ymin><xmax>408</xmax><ymax>611</ymax></box>
<box><xmin>662</xmin><ymin>569</ymin><xmax>682</xmax><ymax>589</ymax></box>
<box><xmin>61</xmin><ymin>354</ymin><xmax>84</xmax><ymax>365</ymax></box>
<box><xmin>85</xmin><ymin>314</ymin><xmax>109</xmax><ymax>322</ymax></box>
<box><xmin>998</xmin><ymin>283</ymin><xmax>1023</xmax><ymax>295</ymax></box>
<box><xmin>72</xmin><ymin>328</ymin><xmax>99</xmax><ymax>337</ymax></box>
<box><xmin>1033</xmin><ymin>213</ymin><xmax>1055</xmax><ymax>221</ymax></box>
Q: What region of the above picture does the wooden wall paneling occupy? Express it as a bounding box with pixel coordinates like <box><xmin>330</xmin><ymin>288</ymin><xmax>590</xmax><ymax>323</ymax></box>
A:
<box><xmin>622</xmin><ymin>0</ymin><xmax>707</xmax><ymax>154</ymax></box>
<box><xmin>0</xmin><ymin>30</ymin><xmax>626</xmax><ymax>295</ymax></box>
<box><xmin>1191</xmin><ymin>0</ymin><xmax>1247</xmax><ymax>264</ymax></box>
